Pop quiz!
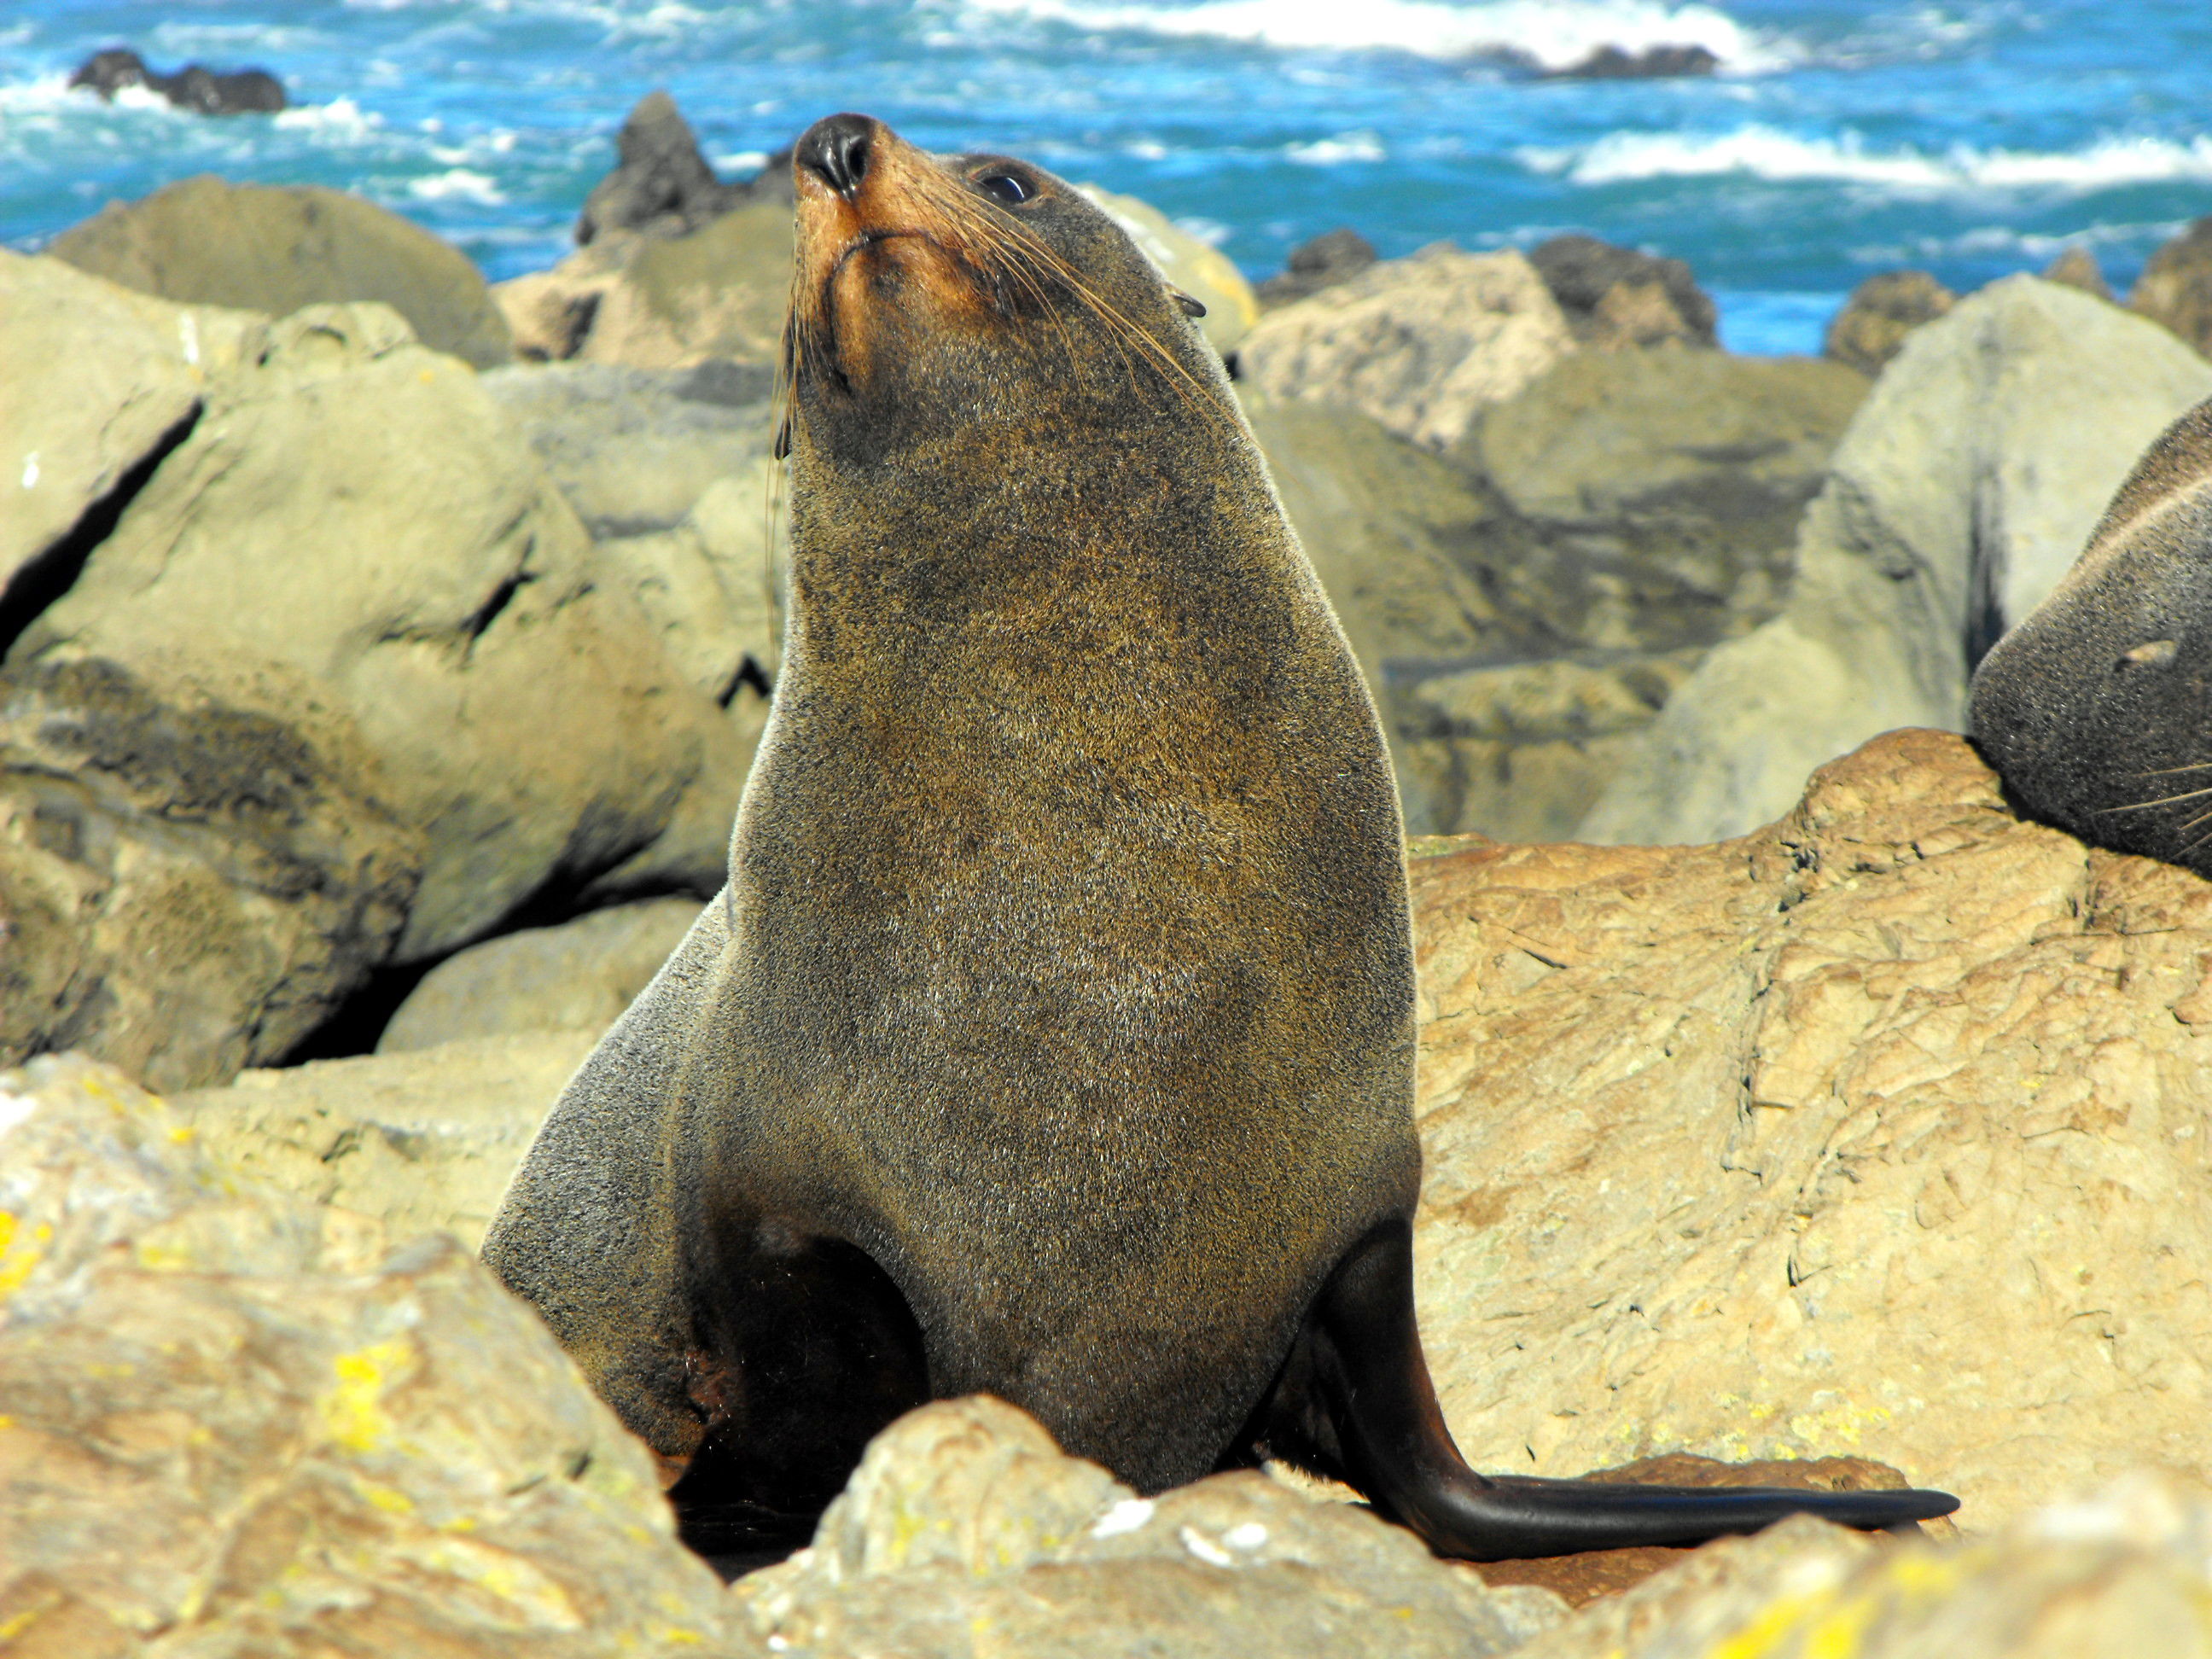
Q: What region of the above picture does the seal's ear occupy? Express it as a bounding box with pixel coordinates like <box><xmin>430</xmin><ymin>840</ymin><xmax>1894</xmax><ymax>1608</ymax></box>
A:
<box><xmin>774</xmin><ymin>412</ymin><xmax>792</xmax><ymax>461</ymax></box>
<box><xmin>1168</xmin><ymin>288</ymin><xmax>1208</xmax><ymax>318</ymax></box>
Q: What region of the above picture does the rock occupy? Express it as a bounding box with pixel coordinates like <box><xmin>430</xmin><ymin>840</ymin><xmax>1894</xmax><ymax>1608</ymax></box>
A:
<box><xmin>731</xmin><ymin>1396</ymin><xmax>1568</xmax><ymax>1657</ymax></box>
<box><xmin>1254</xmin><ymin>227</ymin><xmax>1377</xmax><ymax>308</ymax></box>
<box><xmin>0</xmin><ymin>249</ymin><xmax>263</xmax><ymax>612</ymax></box>
<box><xmin>9</xmin><ymin>300</ymin><xmax>751</xmax><ymax>961</ymax></box>
<box><xmin>1970</xmin><ymin>399</ymin><xmax>2212</xmax><ymax>876</ymax></box>
<box><xmin>1519</xmin><ymin>1475</ymin><xmax>2212</xmax><ymax>1656</ymax></box>
<box><xmin>1544</xmin><ymin>44</ymin><xmax>1720</xmax><ymax>79</ymax></box>
<box><xmin>2042</xmin><ymin>245</ymin><xmax>2113</xmax><ymax>300</ymax></box>
<box><xmin>1823</xmin><ymin>269</ymin><xmax>1956</xmax><ymax>375</ymax></box>
<box><xmin>478</xmin><ymin>357</ymin><xmax>777</xmax><ymax>537</ymax></box>
<box><xmin>1528</xmin><ymin>234</ymin><xmax>1718</xmax><ymax>350</ymax></box>
<box><xmin>2130</xmin><ymin>214</ymin><xmax>2212</xmax><ymax>358</ymax></box>
<box><xmin>1583</xmin><ymin>276</ymin><xmax>2212</xmax><ymax>845</ymax></box>
<box><xmin>1236</xmin><ymin>244</ymin><xmax>1576</xmax><ymax>451</ymax></box>
<box><xmin>174</xmin><ymin>1031</ymin><xmax>600</xmax><ymax>1250</ymax></box>
<box><xmin>1075</xmin><ymin>185</ymin><xmax>1260</xmax><ymax>355</ymax></box>
<box><xmin>577</xmin><ymin>90</ymin><xmax>750</xmax><ymax>246</ymax></box>
<box><xmin>47</xmin><ymin>175</ymin><xmax>512</xmax><ymax>368</ymax></box>
<box><xmin>1414</xmin><ymin>727</ymin><xmax>2212</xmax><ymax>1527</ymax></box>
<box><xmin>492</xmin><ymin>201</ymin><xmax>792</xmax><ymax>370</ymax></box>
<box><xmin>378</xmin><ymin>899</ymin><xmax>702</xmax><ymax>1054</ymax></box>
<box><xmin>0</xmin><ymin>1051</ymin><xmax>742</xmax><ymax>1656</ymax></box>
<box><xmin>0</xmin><ymin>656</ymin><xmax>421</xmax><ymax>1091</ymax></box>
<box><xmin>68</xmin><ymin>47</ymin><xmax>286</xmax><ymax>114</ymax></box>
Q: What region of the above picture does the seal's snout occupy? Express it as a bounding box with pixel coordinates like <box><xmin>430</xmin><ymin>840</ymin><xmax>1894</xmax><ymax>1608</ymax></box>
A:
<box><xmin>796</xmin><ymin>113</ymin><xmax>878</xmax><ymax>197</ymax></box>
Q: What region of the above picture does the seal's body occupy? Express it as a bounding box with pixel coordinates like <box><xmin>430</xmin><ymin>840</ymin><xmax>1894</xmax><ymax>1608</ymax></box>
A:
<box><xmin>485</xmin><ymin>114</ymin><xmax>1956</xmax><ymax>1562</ymax></box>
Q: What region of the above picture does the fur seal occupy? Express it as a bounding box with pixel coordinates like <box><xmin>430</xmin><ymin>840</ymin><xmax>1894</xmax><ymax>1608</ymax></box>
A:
<box><xmin>483</xmin><ymin>113</ymin><xmax>1958</xmax><ymax>1563</ymax></box>
<box><xmin>1973</xmin><ymin>397</ymin><xmax>2212</xmax><ymax>871</ymax></box>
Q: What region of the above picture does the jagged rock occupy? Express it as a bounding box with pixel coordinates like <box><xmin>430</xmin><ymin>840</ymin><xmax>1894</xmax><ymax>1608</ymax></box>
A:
<box><xmin>2131</xmin><ymin>214</ymin><xmax>2212</xmax><ymax>358</ymax></box>
<box><xmin>1528</xmin><ymin>234</ymin><xmax>1718</xmax><ymax>350</ymax></box>
<box><xmin>1971</xmin><ymin>399</ymin><xmax>2212</xmax><ymax>876</ymax></box>
<box><xmin>68</xmin><ymin>47</ymin><xmax>285</xmax><ymax>114</ymax></box>
<box><xmin>2042</xmin><ymin>245</ymin><xmax>2113</xmax><ymax>300</ymax></box>
<box><xmin>1545</xmin><ymin>44</ymin><xmax>1720</xmax><ymax>79</ymax></box>
<box><xmin>47</xmin><ymin>175</ymin><xmax>511</xmax><ymax>368</ymax></box>
<box><xmin>478</xmin><ymin>358</ymin><xmax>777</xmax><ymax>538</ymax></box>
<box><xmin>1823</xmin><ymin>269</ymin><xmax>1956</xmax><ymax>375</ymax></box>
<box><xmin>0</xmin><ymin>1051</ymin><xmax>742</xmax><ymax>1656</ymax></box>
<box><xmin>174</xmin><ymin>1031</ymin><xmax>601</xmax><ymax>1250</ymax></box>
<box><xmin>1235</xmin><ymin>245</ymin><xmax>1576</xmax><ymax>451</ymax></box>
<box><xmin>0</xmin><ymin>249</ymin><xmax>263</xmax><ymax>606</ymax></box>
<box><xmin>492</xmin><ymin>201</ymin><xmax>792</xmax><ymax>370</ymax></box>
<box><xmin>1254</xmin><ymin>227</ymin><xmax>1377</xmax><ymax>308</ymax></box>
<box><xmin>731</xmin><ymin>1396</ymin><xmax>1568</xmax><ymax>1657</ymax></box>
<box><xmin>1075</xmin><ymin>185</ymin><xmax>1259</xmax><ymax>355</ymax></box>
<box><xmin>9</xmin><ymin>300</ymin><xmax>750</xmax><ymax>961</ymax></box>
<box><xmin>378</xmin><ymin>899</ymin><xmax>702</xmax><ymax>1054</ymax></box>
<box><xmin>1584</xmin><ymin>276</ymin><xmax>2212</xmax><ymax>845</ymax></box>
<box><xmin>1416</xmin><ymin>727</ymin><xmax>2212</xmax><ymax>1527</ymax></box>
<box><xmin>576</xmin><ymin>90</ymin><xmax>749</xmax><ymax>245</ymax></box>
<box><xmin>1519</xmin><ymin>1476</ymin><xmax>2212</xmax><ymax>1656</ymax></box>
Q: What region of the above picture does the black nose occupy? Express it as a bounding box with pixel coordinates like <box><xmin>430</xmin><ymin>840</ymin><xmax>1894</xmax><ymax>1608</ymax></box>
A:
<box><xmin>796</xmin><ymin>114</ymin><xmax>877</xmax><ymax>196</ymax></box>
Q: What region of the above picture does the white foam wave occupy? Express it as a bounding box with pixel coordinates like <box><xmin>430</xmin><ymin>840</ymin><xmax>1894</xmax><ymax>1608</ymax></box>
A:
<box><xmin>1524</xmin><ymin>125</ymin><xmax>2212</xmax><ymax>192</ymax></box>
<box><xmin>0</xmin><ymin>72</ymin><xmax>79</xmax><ymax>114</ymax></box>
<box><xmin>273</xmin><ymin>96</ymin><xmax>385</xmax><ymax>138</ymax></box>
<box><xmin>1287</xmin><ymin>133</ymin><xmax>1386</xmax><ymax>166</ymax></box>
<box><xmin>408</xmin><ymin>166</ymin><xmax>506</xmax><ymax>204</ymax></box>
<box><xmin>958</xmin><ymin>0</ymin><xmax>1785</xmax><ymax>74</ymax></box>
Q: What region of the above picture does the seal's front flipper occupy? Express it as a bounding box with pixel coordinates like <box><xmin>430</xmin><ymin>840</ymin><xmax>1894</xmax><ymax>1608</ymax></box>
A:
<box><xmin>1311</xmin><ymin>1220</ymin><xmax>1959</xmax><ymax>1561</ymax></box>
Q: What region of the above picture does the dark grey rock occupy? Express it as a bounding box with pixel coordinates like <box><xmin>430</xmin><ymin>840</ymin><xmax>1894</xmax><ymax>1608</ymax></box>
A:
<box><xmin>577</xmin><ymin>90</ymin><xmax>783</xmax><ymax>245</ymax></box>
<box><xmin>1824</xmin><ymin>271</ymin><xmax>1956</xmax><ymax>376</ymax></box>
<box><xmin>1255</xmin><ymin>228</ymin><xmax>1377</xmax><ymax>307</ymax></box>
<box><xmin>69</xmin><ymin>47</ymin><xmax>286</xmax><ymax>115</ymax></box>
<box><xmin>1545</xmin><ymin>43</ymin><xmax>1720</xmax><ymax>79</ymax></box>
<box><xmin>1528</xmin><ymin>233</ymin><xmax>1718</xmax><ymax>348</ymax></box>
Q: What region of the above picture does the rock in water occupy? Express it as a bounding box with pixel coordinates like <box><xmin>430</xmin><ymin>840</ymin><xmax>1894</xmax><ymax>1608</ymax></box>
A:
<box><xmin>47</xmin><ymin>175</ymin><xmax>512</xmax><ymax>368</ymax></box>
<box><xmin>1824</xmin><ymin>269</ymin><xmax>1957</xmax><ymax>375</ymax></box>
<box><xmin>0</xmin><ymin>1051</ymin><xmax>742</xmax><ymax>1656</ymax></box>
<box><xmin>68</xmin><ymin>47</ymin><xmax>285</xmax><ymax>115</ymax></box>
<box><xmin>1970</xmin><ymin>398</ymin><xmax>2212</xmax><ymax>875</ymax></box>
<box><xmin>2131</xmin><ymin>215</ymin><xmax>2212</xmax><ymax>358</ymax></box>
<box><xmin>1584</xmin><ymin>275</ymin><xmax>2212</xmax><ymax>846</ymax></box>
<box><xmin>1545</xmin><ymin>44</ymin><xmax>1720</xmax><ymax>79</ymax></box>
<box><xmin>1528</xmin><ymin>234</ymin><xmax>1718</xmax><ymax>350</ymax></box>
<box><xmin>576</xmin><ymin>90</ymin><xmax>748</xmax><ymax>245</ymax></box>
<box><xmin>731</xmin><ymin>1397</ymin><xmax>1569</xmax><ymax>1657</ymax></box>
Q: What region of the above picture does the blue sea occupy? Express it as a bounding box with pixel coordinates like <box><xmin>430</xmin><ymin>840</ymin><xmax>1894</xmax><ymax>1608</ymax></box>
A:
<box><xmin>3</xmin><ymin>1</ymin><xmax>2209</xmax><ymax>354</ymax></box>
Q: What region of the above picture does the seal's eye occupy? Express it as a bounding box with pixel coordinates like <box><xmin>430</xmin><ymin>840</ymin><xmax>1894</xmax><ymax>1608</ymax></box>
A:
<box><xmin>976</xmin><ymin>172</ymin><xmax>1033</xmax><ymax>207</ymax></box>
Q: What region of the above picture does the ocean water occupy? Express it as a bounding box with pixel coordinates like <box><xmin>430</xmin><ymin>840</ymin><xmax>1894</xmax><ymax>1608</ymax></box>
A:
<box><xmin>3</xmin><ymin>0</ymin><xmax>2209</xmax><ymax>354</ymax></box>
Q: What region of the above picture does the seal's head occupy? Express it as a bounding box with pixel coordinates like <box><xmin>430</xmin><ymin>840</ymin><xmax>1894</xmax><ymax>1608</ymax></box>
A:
<box><xmin>783</xmin><ymin>112</ymin><xmax>1222</xmax><ymax>469</ymax></box>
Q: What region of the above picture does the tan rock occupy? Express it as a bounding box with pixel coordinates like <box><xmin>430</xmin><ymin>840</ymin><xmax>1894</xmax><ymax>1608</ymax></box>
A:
<box><xmin>1823</xmin><ymin>269</ymin><xmax>1956</xmax><ymax>375</ymax></box>
<box><xmin>2041</xmin><ymin>245</ymin><xmax>2113</xmax><ymax>300</ymax></box>
<box><xmin>732</xmin><ymin>1395</ymin><xmax>1567</xmax><ymax>1657</ymax></box>
<box><xmin>1416</xmin><ymin>727</ymin><xmax>2212</xmax><ymax>1528</ymax></box>
<box><xmin>1075</xmin><ymin>185</ymin><xmax>1259</xmax><ymax>355</ymax></box>
<box><xmin>0</xmin><ymin>1051</ymin><xmax>742</xmax><ymax>1656</ymax></box>
<box><xmin>1236</xmin><ymin>245</ymin><xmax>1577</xmax><ymax>451</ymax></box>
<box><xmin>378</xmin><ymin>899</ymin><xmax>702</xmax><ymax>1055</ymax></box>
<box><xmin>2132</xmin><ymin>215</ymin><xmax>2212</xmax><ymax>358</ymax></box>
<box><xmin>173</xmin><ymin>1031</ymin><xmax>598</xmax><ymax>1251</ymax></box>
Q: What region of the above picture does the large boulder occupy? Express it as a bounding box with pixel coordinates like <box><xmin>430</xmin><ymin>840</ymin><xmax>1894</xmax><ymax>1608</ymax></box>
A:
<box><xmin>9</xmin><ymin>300</ymin><xmax>751</xmax><ymax>962</ymax></box>
<box><xmin>0</xmin><ymin>1051</ymin><xmax>743</xmax><ymax>1656</ymax></box>
<box><xmin>2131</xmin><ymin>214</ymin><xmax>2212</xmax><ymax>358</ymax></box>
<box><xmin>1416</xmin><ymin>728</ymin><xmax>2212</xmax><ymax>1527</ymax></box>
<box><xmin>1581</xmin><ymin>276</ymin><xmax>2212</xmax><ymax>846</ymax></box>
<box><xmin>1235</xmin><ymin>245</ymin><xmax>1576</xmax><ymax>451</ymax></box>
<box><xmin>377</xmin><ymin>898</ymin><xmax>702</xmax><ymax>1054</ymax></box>
<box><xmin>47</xmin><ymin>175</ymin><xmax>512</xmax><ymax>368</ymax></box>
<box><xmin>730</xmin><ymin>1396</ymin><xmax>1568</xmax><ymax>1657</ymax></box>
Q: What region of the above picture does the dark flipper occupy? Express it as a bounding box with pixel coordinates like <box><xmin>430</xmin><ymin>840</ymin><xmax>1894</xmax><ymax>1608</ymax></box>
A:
<box><xmin>1310</xmin><ymin>1220</ymin><xmax>1959</xmax><ymax>1562</ymax></box>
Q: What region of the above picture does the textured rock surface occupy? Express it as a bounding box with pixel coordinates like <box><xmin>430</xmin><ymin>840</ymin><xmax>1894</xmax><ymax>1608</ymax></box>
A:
<box><xmin>1074</xmin><ymin>185</ymin><xmax>1259</xmax><ymax>355</ymax></box>
<box><xmin>1236</xmin><ymin>245</ymin><xmax>1576</xmax><ymax>451</ymax></box>
<box><xmin>2042</xmin><ymin>245</ymin><xmax>2113</xmax><ymax>300</ymax></box>
<box><xmin>1528</xmin><ymin>234</ymin><xmax>1718</xmax><ymax>352</ymax></box>
<box><xmin>379</xmin><ymin>898</ymin><xmax>702</xmax><ymax>1054</ymax></box>
<box><xmin>0</xmin><ymin>657</ymin><xmax>421</xmax><ymax>1091</ymax></box>
<box><xmin>47</xmin><ymin>175</ymin><xmax>512</xmax><ymax>368</ymax></box>
<box><xmin>0</xmin><ymin>1051</ymin><xmax>742</xmax><ymax>1656</ymax></box>
<box><xmin>1417</xmin><ymin>727</ymin><xmax>2212</xmax><ymax>1527</ymax></box>
<box><xmin>175</xmin><ymin>1031</ymin><xmax>598</xmax><ymax>1251</ymax></box>
<box><xmin>575</xmin><ymin>90</ymin><xmax>749</xmax><ymax>245</ymax></box>
<box><xmin>1254</xmin><ymin>227</ymin><xmax>1376</xmax><ymax>307</ymax></box>
<box><xmin>732</xmin><ymin>1396</ymin><xmax>1568</xmax><ymax>1658</ymax></box>
<box><xmin>11</xmin><ymin>301</ymin><xmax>748</xmax><ymax>961</ymax></box>
<box><xmin>2132</xmin><ymin>214</ymin><xmax>2212</xmax><ymax>359</ymax></box>
<box><xmin>1823</xmin><ymin>269</ymin><xmax>1956</xmax><ymax>375</ymax></box>
<box><xmin>1519</xmin><ymin>1476</ymin><xmax>2212</xmax><ymax>1656</ymax></box>
<box><xmin>1584</xmin><ymin>276</ymin><xmax>2212</xmax><ymax>845</ymax></box>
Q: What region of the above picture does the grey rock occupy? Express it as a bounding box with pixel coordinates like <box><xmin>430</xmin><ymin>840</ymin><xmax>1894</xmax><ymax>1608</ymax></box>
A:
<box><xmin>1528</xmin><ymin>233</ymin><xmax>1718</xmax><ymax>350</ymax></box>
<box><xmin>1254</xmin><ymin>227</ymin><xmax>1377</xmax><ymax>307</ymax></box>
<box><xmin>1583</xmin><ymin>276</ymin><xmax>2212</xmax><ymax>846</ymax></box>
<box><xmin>2131</xmin><ymin>214</ymin><xmax>2212</xmax><ymax>358</ymax></box>
<box><xmin>1824</xmin><ymin>269</ymin><xmax>1956</xmax><ymax>376</ymax></box>
<box><xmin>379</xmin><ymin>898</ymin><xmax>703</xmax><ymax>1054</ymax></box>
<box><xmin>577</xmin><ymin>90</ymin><xmax>750</xmax><ymax>246</ymax></box>
<box><xmin>68</xmin><ymin>47</ymin><xmax>286</xmax><ymax>114</ymax></box>
<box><xmin>1543</xmin><ymin>44</ymin><xmax>1720</xmax><ymax>79</ymax></box>
<box><xmin>47</xmin><ymin>174</ymin><xmax>512</xmax><ymax>368</ymax></box>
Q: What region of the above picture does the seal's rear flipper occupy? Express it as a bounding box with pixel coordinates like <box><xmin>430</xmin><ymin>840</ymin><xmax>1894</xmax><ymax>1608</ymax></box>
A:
<box><xmin>1311</xmin><ymin>1220</ymin><xmax>1959</xmax><ymax>1561</ymax></box>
